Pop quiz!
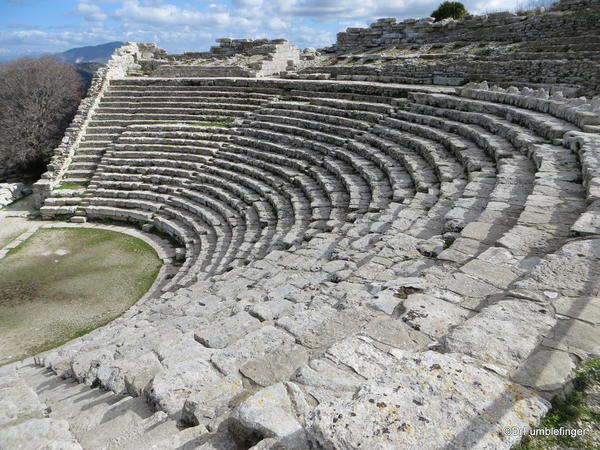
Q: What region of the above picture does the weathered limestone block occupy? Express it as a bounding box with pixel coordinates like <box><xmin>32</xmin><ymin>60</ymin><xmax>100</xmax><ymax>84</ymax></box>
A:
<box><xmin>553</xmin><ymin>296</ymin><xmax>600</xmax><ymax>325</ymax></box>
<box><xmin>0</xmin><ymin>368</ymin><xmax>47</xmax><ymax>426</ymax></box>
<box><xmin>514</xmin><ymin>239</ymin><xmax>600</xmax><ymax>297</ymax></box>
<box><xmin>230</xmin><ymin>383</ymin><xmax>309</xmax><ymax>450</ymax></box>
<box><xmin>181</xmin><ymin>375</ymin><xmax>244</xmax><ymax>426</ymax></box>
<box><xmin>305</xmin><ymin>351</ymin><xmax>549</xmax><ymax>450</ymax></box>
<box><xmin>0</xmin><ymin>183</ymin><xmax>25</xmax><ymax>207</ymax></box>
<box><xmin>512</xmin><ymin>349</ymin><xmax>576</xmax><ymax>393</ymax></box>
<box><xmin>0</xmin><ymin>418</ymin><xmax>82</xmax><ymax>450</ymax></box>
<box><xmin>276</xmin><ymin>306</ymin><xmax>376</xmax><ymax>349</ymax></box>
<box><xmin>194</xmin><ymin>311</ymin><xmax>262</xmax><ymax>349</ymax></box>
<box><xmin>571</xmin><ymin>202</ymin><xmax>600</xmax><ymax>236</ymax></box>
<box><xmin>399</xmin><ymin>293</ymin><xmax>472</xmax><ymax>337</ymax></box>
<box><xmin>146</xmin><ymin>358</ymin><xmax>221</xmax><ymax>417</ymax></box>
<box><xmin>445</xmin><ymin>299</ymin><xmax>556</xmax><ymax>374</ymax></box>
<box><xmin>210</xmin><ymin>326</ymin><xmax>299</xmax><ymax>376</ymax></box>
<box><xmin>96</xmin><ymin>352</ymin><xmax>163</xmax><ymax>396</ymax></box>
<box><xmin>542</xmin><ymin>319</ymin><xmax>600</xmax><ymax>358</ymax></box>
<box><xmin>240</xmin><ymin>345</ymin><xmax>309</xmax><ymax>387</ymax></box>
<box><xmin>361</xmin><ymin>316</ymin><xmax>433</xmax><ymax>351</ymax></box>
<box><xmin>367</xmin><ymin>288</ymin><xmax>401</xmax><ymax>315</ymax></box>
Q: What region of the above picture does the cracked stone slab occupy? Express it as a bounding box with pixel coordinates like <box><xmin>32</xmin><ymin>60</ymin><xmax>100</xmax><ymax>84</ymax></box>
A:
<box><xmin>0</xmin><ymin>367</ymin><xmax>47</xmax><ymax>426</ymax></box>
<box><xmin>230</xmin><ymin>382</ymin><xmax>309</xmax><ymax>450</ymax></box>
<box><xmin>96</xmin><ymin>351</ymin><xmax>163</xmax><ymax>396</ymax></box>
<box><xmin>497</xmin><ymin>225</ymin><xmax>559</xmax><ymax>256</ymax></box>
<box><xmin>146</xmin><ymin>358</ymin><xmax>221</xmax><ymax>417</ymax></box>
<box><xmin>553</xmin><ymin>296</ymin><xmax>600</xmax><ymax>325</ymax></box>
<box><xmin>571</xmin><ymin>206</ymin><xmax>600</xmax><ymax>236</ymax></box>
<box><xmin>210</xmin><ymin>326</ymin><xmax>298</xmax><ymax>376</ymax></box>
<box><xmin>367</xmin><ymin>288</ymin><xmax>401</xmax><ymax>315</ymax></box>
<box><xmin>460</xmin><ymin>221</ymin><xmax>510</xmax><ymax>243</ymax></box>
<box><xmin>434</xmin><ymin>271</ymin><xmax>502</xmax><ymax>299</ymax></box>
<box><xmin>276</xmin><ymin>306</ymin><xmax>375</xmax><ymax>349</ymax></box>
<box><xmin>361</xmin><ymin>316</ymin><xmax>433</xmax><ymax>351</ymax></box>
<box><xmin>194</xmin><ymin>311</ymin><xmax>262</xmax><ymax>349</ymax></box>
<box><xmin>514</xmin><ymin>253</ymin><xmax>600</xmax><ymax>297</ymax></box>
<box><xmin>305</xmin><ymin>351</ymin><xmax>549</xmax><ymax>450</ymax></box>
<box><xmin>240</xmin><ymin>345</ymin><xmax>309</xmax><ymax>387</ymax></box>
<box><xmin>399</xmin><ymin>294</ymin><xmax>472</xmax><ymax>338</ymax></box>
<box><xmin>542</xmin><ymin>319</ymin><xmax>600</xmax><ymax>358</ymax></box>
<box><xmin>512</xmin><ymin>349</ymin><xmax>575</xmax><ymax>393</ymax></box>
<box><xmin>181</xmin><ymin>375</ymin><xmax>244</xmax><ymax>426</ymax></box>
<box><xmin>247</xmin><ymin>300</ymin><xmax>295</xmax><ymax>321</ymax></box>
<box><xmin>460</xmin><ymin>258</ymin><xmax>522</xmax><ymax>289</ymax></box>
<box><xmin>445</xmin><ymin>299</ymin><xmax>556</xmax><ymax>374</ymax></box>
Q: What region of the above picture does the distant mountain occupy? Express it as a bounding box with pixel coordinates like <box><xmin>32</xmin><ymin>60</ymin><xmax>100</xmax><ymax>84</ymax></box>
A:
<box><xmin>54</xmin><ymin>41</ymin><xmax>124</xmax><ymax>65</ymax></box>
<box><xmin>74</xmin><ymin>62</ymin><xmax>104</xmax><ymax>86</ymax></box>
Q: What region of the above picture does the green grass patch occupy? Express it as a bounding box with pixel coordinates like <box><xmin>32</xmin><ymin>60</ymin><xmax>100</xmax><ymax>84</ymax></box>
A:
<box><xmin>56</xmin><ymin>182</ymin><xmax>86</xmax><ymax>190</ymax></box>
<box><xmin>0</xmin><ymin>227</ymin><xmax>162</xmax><ymax>366</ymax></box>
<box><xmin>515</xmin><ymin>359</ymin><xmax>600</xmax><ymax>450</ymax></box>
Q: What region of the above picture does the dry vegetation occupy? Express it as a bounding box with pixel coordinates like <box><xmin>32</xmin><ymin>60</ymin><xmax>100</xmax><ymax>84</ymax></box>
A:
<box><xmin>0</xmin><ymin>56</ymin><xmax>84</xmax><ymax>174</ymax></box>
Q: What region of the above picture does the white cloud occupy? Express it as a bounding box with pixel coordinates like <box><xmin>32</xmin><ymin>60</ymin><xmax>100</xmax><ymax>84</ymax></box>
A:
<box><xmin>268</xmin><ymin>17</ymin><xmax>289</xmax><ymax>30</ymax></box>
<box><xmin>0</xmin><ymin>0</ymin><xmax>552</xmax><ymax>60</ymax></box>
<box><xmin>74</xmin><ymin>2</ymin><xmax>108</xmax><ymax>22</ymax></box>
<box><xmin>113</xmin><ymin>0</ymin><xmax>231</xmax><ymax>27</ymax></box>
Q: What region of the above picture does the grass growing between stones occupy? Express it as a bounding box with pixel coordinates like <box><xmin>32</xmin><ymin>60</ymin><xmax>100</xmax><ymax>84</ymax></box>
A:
<box><xmin>56</xmin><ymin>182</ymin><xmax>86</xmax><ymax>190</ymax></box>
<box><xmin>0</xmin><ymin>227</ymin><xmax>162</xmax><ymax>366</ymax></box>
<box><xmin>515</xmin><ymin>359</ymin><xmax>600</xmax><ymax>449</ymax></box>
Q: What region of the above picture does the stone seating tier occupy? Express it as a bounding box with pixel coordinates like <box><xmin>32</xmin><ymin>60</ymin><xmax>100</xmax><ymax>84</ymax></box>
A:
<box><xmin>10</xmin><ymin>73</ymin><xmax>600</xmax><ymax>450</ymax></box>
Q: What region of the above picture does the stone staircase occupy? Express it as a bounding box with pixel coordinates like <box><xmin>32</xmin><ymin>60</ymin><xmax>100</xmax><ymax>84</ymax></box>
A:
<box><xmin>0</xmin><ymin>360</ymin><xmax>221</xmax><ymax>449</ymax></box>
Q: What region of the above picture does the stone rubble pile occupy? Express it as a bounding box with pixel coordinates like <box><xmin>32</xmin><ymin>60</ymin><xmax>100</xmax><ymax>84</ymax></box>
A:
<box><xmin>0</xmin><ymin>183</ymin><xmax>26</xmax><ymax>207</ymax></box>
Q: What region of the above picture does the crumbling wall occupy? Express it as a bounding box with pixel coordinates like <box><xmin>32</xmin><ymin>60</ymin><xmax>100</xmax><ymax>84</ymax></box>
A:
<box><xmin>32</xmin><ymin>42</ymin><xmax>160</xmax><ymax>207</ymax></box>
<box><xmin>327</xmin><ymin>0</ymin><xmax>600</xmax><ymax>52</ymax></box>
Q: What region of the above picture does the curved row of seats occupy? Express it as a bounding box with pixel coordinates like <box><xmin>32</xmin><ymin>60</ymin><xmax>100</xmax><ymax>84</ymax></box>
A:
<box><xmin>43</xmin><ymin>78</ymin><xmax>592</xmax><ymax>293</ymax></box>
<box><xmin>60</xmin><ymin>82</ymin><xmax>280</xmax><ymax>187</ymax></box>
<box><xmin>34</xmin><ymin>77</ymin><xmax>600</xmax><ymax>449</ymax></box>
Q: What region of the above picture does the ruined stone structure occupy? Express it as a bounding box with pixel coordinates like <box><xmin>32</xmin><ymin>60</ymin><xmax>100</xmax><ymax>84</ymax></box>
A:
<box><xmin>146</xmin><ymin>39</ymin><xmax>303</xmax><ymax>78</ymax></box>
<box><xmin>300</xmin><ymin>0</ymin><xmax>600</xmax><ymax>95</ymax></box>
<box><xmin>2</xmin><ymin>0</ymin><xmax>600</xmax><ymax>448</ymax></box>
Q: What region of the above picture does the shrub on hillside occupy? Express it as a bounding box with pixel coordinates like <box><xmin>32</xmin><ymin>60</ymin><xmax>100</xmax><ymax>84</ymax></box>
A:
<box><xmin>431</xmin><ymin>1</ymin><xmax>468</xmax><ymax>22</ymax></box>
<box><xmin>0</xmin><ymin>56</ymin><xmax>84</xmax><ymax>173</ymax></box>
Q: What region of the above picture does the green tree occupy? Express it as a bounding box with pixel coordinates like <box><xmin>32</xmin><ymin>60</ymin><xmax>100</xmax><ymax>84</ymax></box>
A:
<box><xmin>431</xmin><ymin>1</ymin><xmax>468</xmax><ymax>22</ymax></box>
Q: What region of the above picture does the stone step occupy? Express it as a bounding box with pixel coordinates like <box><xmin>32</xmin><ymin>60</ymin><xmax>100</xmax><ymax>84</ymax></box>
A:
<box><xmin>249</xmin><ymin>112</ymin><xmax>367</xmax><ymax>139</ymax></box>
<box><xmin>93</xmin><ymin>112</ymin><xmax>245</xmax><ymax>122</ymax></box>
<box><xmin>113</xmin><ymin>144</ymin><xmax>218</xmax><ymax>157</ymax></box>
<box><xmin>102</xmin><ymin>95</ymin><xmax>271</xmax><ymax>104</ymax></box>
<box><xmin>262</xmin><ymin>101</ymin><xmax>385</xmax><ymax>123</ymax></box>
<box><xmin>410</xmin><ymin>92</ymin><xmax>579</xmax><ymax>141</ymax></box>
<box><xmin>97</xmin><ymin>103</ymin><xmax>258</xmax><ymax>114</ymax></box>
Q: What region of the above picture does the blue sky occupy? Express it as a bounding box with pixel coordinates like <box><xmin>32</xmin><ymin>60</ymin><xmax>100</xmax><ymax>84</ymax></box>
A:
<box><xmin>0</xmin><ymin>0</ymin><xmax>529</xmax><ymax>60</ymax></box>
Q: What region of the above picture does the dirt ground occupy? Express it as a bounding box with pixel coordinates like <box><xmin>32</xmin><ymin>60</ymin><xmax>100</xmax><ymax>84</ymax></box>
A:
<box><xmin>0</xmin><ymin>227</ymin><xmax>162</xmax><ymax>365</ymax></box>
